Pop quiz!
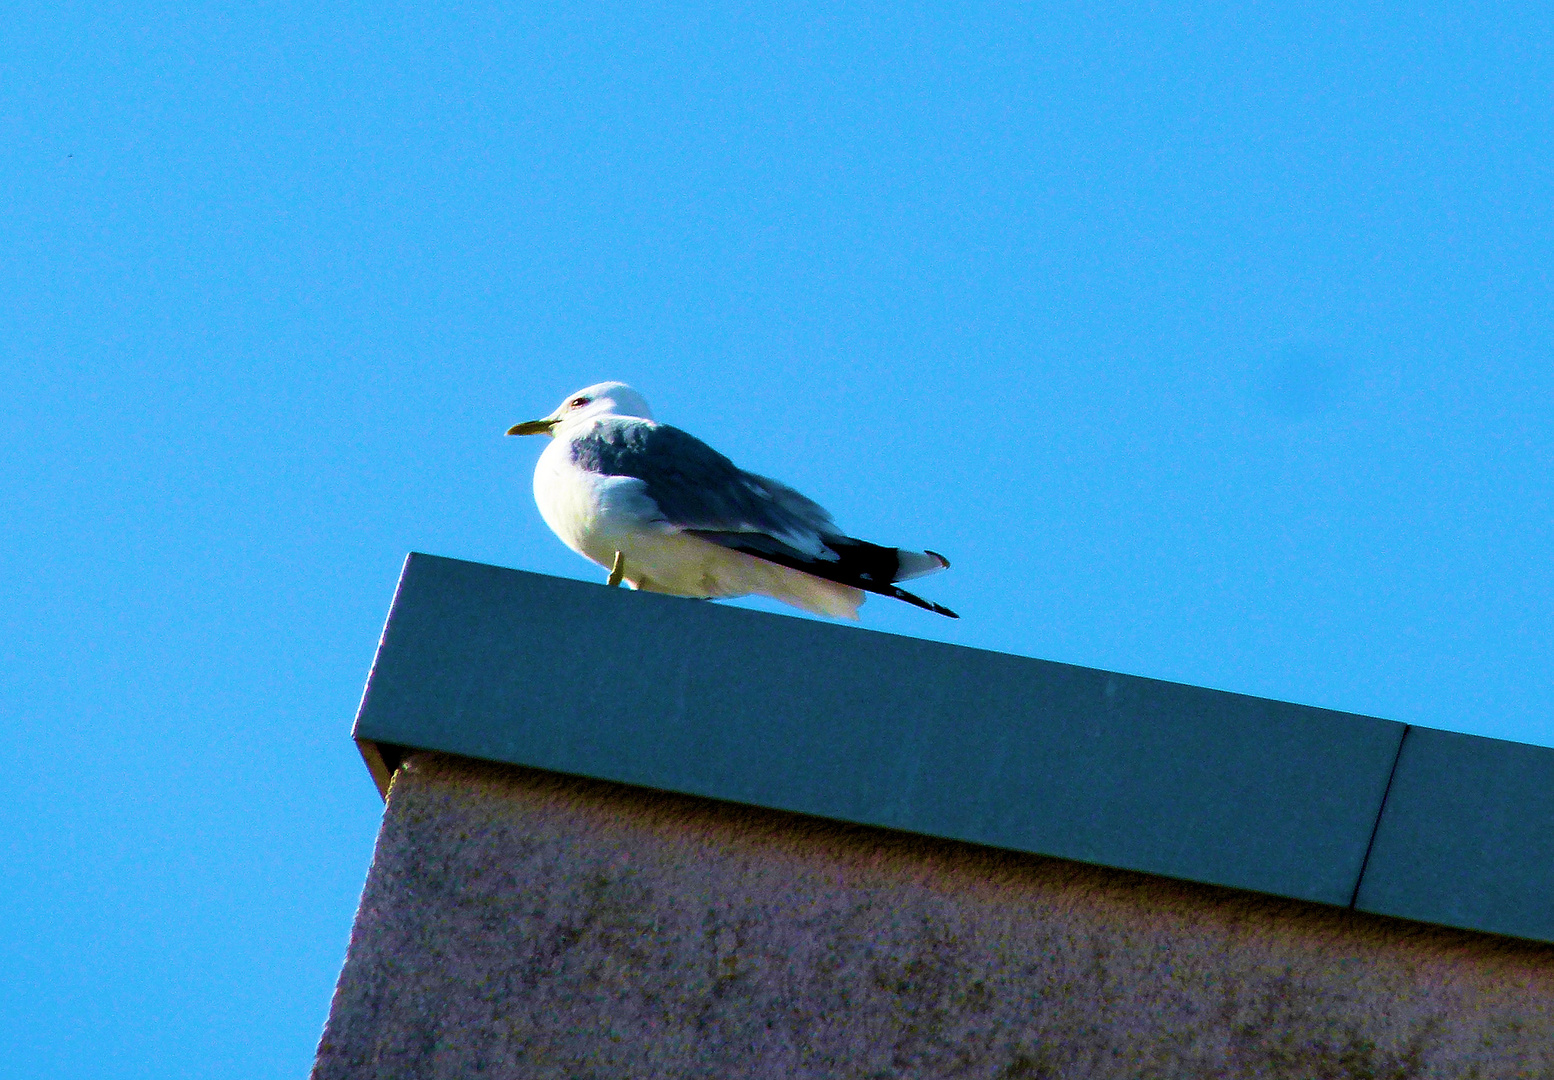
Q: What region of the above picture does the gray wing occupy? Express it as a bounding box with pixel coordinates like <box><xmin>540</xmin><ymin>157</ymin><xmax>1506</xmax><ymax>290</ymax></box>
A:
<box><xmin>572</xmin><ymin>418</ymin><xmax>959</xmax><ymax>619</ymax></box>
<box><xmin>570</xmin><ymin>419</ymin><xmax>840</xmax><ymax>547</ymax></box>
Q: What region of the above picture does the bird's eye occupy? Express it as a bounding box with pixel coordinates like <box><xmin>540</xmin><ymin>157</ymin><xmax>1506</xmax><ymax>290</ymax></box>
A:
<box><xmin>569</xmin><ymin>396</ymin><xmax>592</xmax><ymax>408</ymax></box>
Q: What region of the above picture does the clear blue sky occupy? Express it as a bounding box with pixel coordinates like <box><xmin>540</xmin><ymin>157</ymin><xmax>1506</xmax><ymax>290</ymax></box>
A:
<box><xmin>4</xmin><ymin>3</ymin><xmax>1551</xmax><ymax>1076</ymax></box>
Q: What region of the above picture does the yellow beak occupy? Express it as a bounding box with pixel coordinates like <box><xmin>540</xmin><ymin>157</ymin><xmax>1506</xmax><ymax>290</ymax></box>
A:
<box><xmin>506</xmin><ymin>418</ymin><xmax>557</xmax><ymax>436</ymax></box>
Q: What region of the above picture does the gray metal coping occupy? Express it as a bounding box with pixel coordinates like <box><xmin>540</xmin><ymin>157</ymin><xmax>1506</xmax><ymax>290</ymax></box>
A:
<box><xmin>352</xmin><ymin>553</ymin><xmax>1554</xmax><ymax>945</ymax></box>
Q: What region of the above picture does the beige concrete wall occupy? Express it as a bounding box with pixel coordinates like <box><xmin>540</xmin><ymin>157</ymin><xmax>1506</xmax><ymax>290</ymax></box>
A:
<box><xmin>314</xmin><ymin>752</ymin><xmax>1554</xmax><ymax>1079</ymax></box>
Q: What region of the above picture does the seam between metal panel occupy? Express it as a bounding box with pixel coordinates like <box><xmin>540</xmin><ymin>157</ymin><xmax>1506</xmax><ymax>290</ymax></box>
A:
<box><xmin>1349</xmin><ymin>724</ymin><xmax>1412</xmax><ymax>909</ymax></box>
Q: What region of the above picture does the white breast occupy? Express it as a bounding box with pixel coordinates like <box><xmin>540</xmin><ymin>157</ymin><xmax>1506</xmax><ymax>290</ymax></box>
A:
<box><xmin>532</xmin><ymin>437</ymin><xmax>663</xmax><ymax>566</ymax></box>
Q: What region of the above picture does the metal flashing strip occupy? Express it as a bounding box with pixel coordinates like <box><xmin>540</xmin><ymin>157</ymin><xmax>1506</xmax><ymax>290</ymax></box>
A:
<box><xmin>352</xmin><ymin>553</ymin><xmax>1456</xmax><ymax>912</ymax></box>
<box><xmin>1354</xmin><ymin>726</ymin><xmax>1554</xmax><ymax>944</ymax></box>
<box><xmin>352</xmin><ymin>554</ymin><xmax>1554</xmax><ymax>942</ymax></box>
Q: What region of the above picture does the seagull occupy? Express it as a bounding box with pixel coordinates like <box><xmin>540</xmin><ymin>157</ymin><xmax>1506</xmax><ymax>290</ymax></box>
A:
<box><xmin>507</xmin><ymin>382</ymin><xmax>957</xmax><ymax>619</ymax></box>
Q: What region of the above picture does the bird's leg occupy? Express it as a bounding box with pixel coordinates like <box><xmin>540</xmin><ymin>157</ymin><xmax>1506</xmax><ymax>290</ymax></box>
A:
<box><xmin>607</xmin><ymin>550</ymin><xmax>625</xmax><ymax>587</ymax></box>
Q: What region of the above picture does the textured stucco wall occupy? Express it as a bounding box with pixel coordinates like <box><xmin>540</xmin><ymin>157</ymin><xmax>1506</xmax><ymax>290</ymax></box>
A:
<box><xmin>314</xmin><ymin>753</ymin><xmax>1554</xmax><ymax>1079</ymax></box>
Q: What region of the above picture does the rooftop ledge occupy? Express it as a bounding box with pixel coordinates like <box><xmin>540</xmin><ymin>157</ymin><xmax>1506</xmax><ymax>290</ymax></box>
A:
<box><xmin>352</xmin><ymin>552</ymin><xmax>1554</xmax><ymax>946</ymax></box>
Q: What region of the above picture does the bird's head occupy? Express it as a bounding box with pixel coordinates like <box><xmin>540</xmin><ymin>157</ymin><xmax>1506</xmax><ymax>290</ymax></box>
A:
<box><xmin>506</xmin><ymin>382</ymin><xmax>654</xmax><ymax>438</ymax></box>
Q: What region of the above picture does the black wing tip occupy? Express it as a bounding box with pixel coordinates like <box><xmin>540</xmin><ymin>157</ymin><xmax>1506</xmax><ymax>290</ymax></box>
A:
<box><xmin>889</xmin><ymin>585</ymin><xmax>959</xmax><ymax>619</ymax></box>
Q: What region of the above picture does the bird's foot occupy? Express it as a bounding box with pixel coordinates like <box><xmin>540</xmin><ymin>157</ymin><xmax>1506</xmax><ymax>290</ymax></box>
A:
<box><xmin>607</xmin><ymin>551</ymin><xmax>625</xmax><ymax>587</ymax></box>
